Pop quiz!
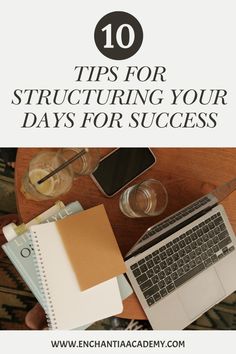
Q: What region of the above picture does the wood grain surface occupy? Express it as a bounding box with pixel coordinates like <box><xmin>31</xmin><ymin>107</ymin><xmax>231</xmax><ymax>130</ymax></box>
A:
<box><xmin>15</xmin><ymin>148</ymin><xmax>236</xmax><ymax>320</ymax></box>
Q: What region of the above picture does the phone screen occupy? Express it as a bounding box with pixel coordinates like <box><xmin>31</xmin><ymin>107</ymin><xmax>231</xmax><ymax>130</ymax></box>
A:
<box><xmin>92</xmin><ymin>148</ymin><xmax>156</xmax><ymax>196</ymax></box>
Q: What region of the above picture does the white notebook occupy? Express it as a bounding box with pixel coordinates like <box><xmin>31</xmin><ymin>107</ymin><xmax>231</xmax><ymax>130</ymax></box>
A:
<box><xmin>30</xmin><ymin>222</ymin><xmax>123</xmax><ymax>330</ymax></box>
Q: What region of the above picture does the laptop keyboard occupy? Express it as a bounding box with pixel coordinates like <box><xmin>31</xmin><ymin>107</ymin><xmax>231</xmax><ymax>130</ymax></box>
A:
<box><xmin>131</xmin><ymin>212</ymin><xmax>235</xmax><ymax>307</ymax></box>
<box><xmin>140</xmin><ymin>196</ymin><xmax>211</xmax><ymax>242</ymax></box>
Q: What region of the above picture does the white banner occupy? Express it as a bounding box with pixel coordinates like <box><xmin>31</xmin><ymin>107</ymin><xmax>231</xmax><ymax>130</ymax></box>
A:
<box><xmin>1</xmin><ymin>0</ymin><xmax>235</xmax><ymax>147</ymax></box>
<box><xmin>0</xmin><ymin>330</ymin><xmax>236</xmax><ymax>354</ymax></box>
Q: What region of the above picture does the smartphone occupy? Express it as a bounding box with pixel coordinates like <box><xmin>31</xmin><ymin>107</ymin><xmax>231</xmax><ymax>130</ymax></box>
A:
<box><xmin>91</xmin><ymin>148</ymin><xmax>156</xmax><ymax>197</ymax></box>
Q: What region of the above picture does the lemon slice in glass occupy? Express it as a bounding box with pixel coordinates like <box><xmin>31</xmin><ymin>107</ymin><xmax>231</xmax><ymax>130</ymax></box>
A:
<box><xmin>29</xmin><ymin>168</ymin><xmax>55</xmax><ymax>196</ymax></box>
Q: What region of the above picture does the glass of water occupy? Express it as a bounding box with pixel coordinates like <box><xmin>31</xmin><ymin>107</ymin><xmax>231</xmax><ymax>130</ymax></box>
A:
<box><xmin>119</xmin><ymin>179</ymin><xmax>168</xmax><ymax>218</ymax></box>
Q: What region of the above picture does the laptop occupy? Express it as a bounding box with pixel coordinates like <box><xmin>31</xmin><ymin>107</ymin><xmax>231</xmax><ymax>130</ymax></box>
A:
<box><xmin>125</xmin><ymin>178</ymin><xmax>236</xmax><ymax>329</ymax></box>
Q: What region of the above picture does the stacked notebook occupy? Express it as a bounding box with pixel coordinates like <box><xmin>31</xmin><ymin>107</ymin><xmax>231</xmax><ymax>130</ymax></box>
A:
<box><xmin>2</xmin><ymin>201</ymin><xmax>83</xmax><ymax>306</ymax></box>
<box><xmin>2</xmin><ymin>202</ymin><xmax>131</xmax><ymax>330</ymax></box>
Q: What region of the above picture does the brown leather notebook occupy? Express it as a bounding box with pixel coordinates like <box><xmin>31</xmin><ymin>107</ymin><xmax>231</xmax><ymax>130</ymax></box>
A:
<box><xmin>56</xmin><ymin>204</ymin><xmax>126</xmax><ymax>290</ymax></box>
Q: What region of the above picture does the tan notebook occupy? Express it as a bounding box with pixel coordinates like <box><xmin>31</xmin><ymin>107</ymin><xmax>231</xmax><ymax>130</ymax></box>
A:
<box><xmin>54</xmin><ymin>204</ymin><xmax>126</xmax><ymax>290</ymax></box>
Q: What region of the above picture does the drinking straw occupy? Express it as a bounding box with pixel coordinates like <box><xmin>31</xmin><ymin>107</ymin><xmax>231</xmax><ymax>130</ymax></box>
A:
<box><xmin>37</xmin><ymin>148</ymin><xmax>88</xmax><ymax>185</ymax></box>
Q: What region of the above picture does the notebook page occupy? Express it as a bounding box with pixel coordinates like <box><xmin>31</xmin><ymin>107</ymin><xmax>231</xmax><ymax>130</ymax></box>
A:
<box><xmin>31</xmin><ymin>222</ymin><xmax>123</xmax><ymax>330</ymax></box>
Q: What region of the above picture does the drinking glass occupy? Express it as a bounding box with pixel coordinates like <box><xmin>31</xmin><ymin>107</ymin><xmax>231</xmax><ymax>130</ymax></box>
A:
<box><xmin>21</xmin><ymin>150</ymin><xmax>74</xmax><ymax>201</ymax></box>
<box><xmin>119</xmin><ymin>179</ymin><xmax>168</xmax><ymax>218</ymax></box>
<box><xmin>60</xmin><ymin>148</ymin><xmax>100</xmax><ymax>176</ymax></box>
<box><xmin>21</xmin><ymin>148</ymin><xmax>101</xmax><ymax>201</ymax></box>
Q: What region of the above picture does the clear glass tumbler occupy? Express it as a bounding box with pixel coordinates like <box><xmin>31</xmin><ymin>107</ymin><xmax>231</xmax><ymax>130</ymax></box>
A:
<box><xmin>21</xmin><ymin>148</ymin><xmax>101</xmax><ymax>201</ymax></box>
<box><xmin>21</xmin><ymin>150</ymin><xmax>74</xmax><ymax>201</ymax></box>
<box><xmin>60</xmin><ymin>148</ymin><xmax>100</xmax><ymax>176</ymax></box>
<box><xmin>119</xmin><ymin>179</ymin><xmax>168</xmax><ymax>218</ymax></box>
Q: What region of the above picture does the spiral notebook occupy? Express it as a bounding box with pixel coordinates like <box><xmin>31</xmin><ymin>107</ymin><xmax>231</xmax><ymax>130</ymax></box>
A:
<box><xmin>30</xmin><ymin>205</ymin><xmax>124</xmax><ymax>330</ymax></box>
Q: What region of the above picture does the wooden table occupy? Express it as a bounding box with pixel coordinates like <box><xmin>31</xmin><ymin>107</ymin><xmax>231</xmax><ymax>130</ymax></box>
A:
<box><xmin>15</xmin><ymin>148</ymin><xmax>236</xmax><ymax>320</ymax></box>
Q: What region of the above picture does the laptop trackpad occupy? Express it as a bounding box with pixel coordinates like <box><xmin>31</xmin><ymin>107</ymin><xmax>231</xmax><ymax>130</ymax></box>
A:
<box><xmin>178</xmin><ymin>268</ymin><xmax>225</xmax><ymax>320</ymax></box>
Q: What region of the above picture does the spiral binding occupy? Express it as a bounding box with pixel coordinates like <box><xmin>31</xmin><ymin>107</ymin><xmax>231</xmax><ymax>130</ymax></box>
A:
<box><xmin>31</xmin><ymin>230</ymin><xmax>58</xmax><ymax>330</ymax></box>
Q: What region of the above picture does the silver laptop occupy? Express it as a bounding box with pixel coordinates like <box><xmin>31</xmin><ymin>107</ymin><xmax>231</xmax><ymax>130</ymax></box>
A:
<box><xmin>125</xmin><ymin>178</ymin><xmax>236</xmax><ymax>329</ymax></box>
